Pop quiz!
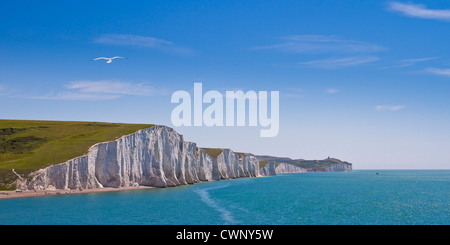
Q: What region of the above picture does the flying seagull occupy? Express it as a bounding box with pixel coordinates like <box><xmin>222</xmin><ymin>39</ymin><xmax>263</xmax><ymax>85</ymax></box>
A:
<box><xmin>93</xmin><ymin>56</ymin><xmax>127</xmax><ymax>63</ymax></box>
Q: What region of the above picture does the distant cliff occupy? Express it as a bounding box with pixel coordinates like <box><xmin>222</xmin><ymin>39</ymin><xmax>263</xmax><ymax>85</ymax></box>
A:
<box><xmin>25</xmin><ymin>126</ymin><xmax>259</xmax><ymax>190</ymax></box>
<box><xmin>319</xmin><ymin>163</ymin><xmax>352</xmax><ymax>172</ymax></box>
<box><xmin>258</xmin><ymin>156</ymin><xmax>352</xmax><ymax>176</ymax></box>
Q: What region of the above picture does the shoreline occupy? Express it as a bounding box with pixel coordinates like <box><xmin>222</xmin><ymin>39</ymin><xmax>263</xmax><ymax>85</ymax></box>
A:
<box><xmin>0</xmin><ymin>186</ymin><xmax>155</xmax><ymax>200</ymax></box>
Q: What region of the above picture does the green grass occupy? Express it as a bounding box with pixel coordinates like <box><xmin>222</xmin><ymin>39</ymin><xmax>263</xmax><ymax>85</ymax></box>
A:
<box><xmin>0</xmin><ymin>136</ymin><xmax>47</xmax><ymax>154</ymax></box>
<box><xmin>258</xmin><ymin>160</ymin><xmax>273</xmax><ymax>168</ymax></box>
<box><xmin>0</xmin><ymin>119</ymin><xmax>155</xmax><ymax>189</ymax></box>
<box><xmin>201</xmin><ymin>148</ymin><xmax>224</xmax><ymax>158</ymax></box>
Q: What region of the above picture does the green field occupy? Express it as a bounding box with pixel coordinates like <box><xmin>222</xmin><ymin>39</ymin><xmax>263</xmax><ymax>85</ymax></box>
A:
<box><xmin>0</xmin><ymin>119</ymin><xmax>155</xmax><ymax>189</ymax></box>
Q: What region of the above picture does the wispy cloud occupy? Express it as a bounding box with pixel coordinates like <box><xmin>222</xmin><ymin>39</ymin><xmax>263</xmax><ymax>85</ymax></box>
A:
<box><xmin>299</xmin><ymin>56</ymin><xmax>379</xmax><ymax>69</ymax></box>
<box><xmin>67</xmin><ymin>81</ymin><xmax>154</xmax><ymax>96</ymax></box>
<box><xmin>375</xmin><ymin>105</ymin><xmax>405</xmax><ymax>111</ymax></box>
<box><xmin>254</xmin><ymin>35</ymin><xmax>384</xmax><ymax>69</ymax></box>
<box><xmin>325</xmin><ymin>88</ymin><xmax>340</xmax><ymax>94</ymax></box>
<box><xmin>253</xmin><ymin>35</ymin><xmax>385</xmax><ymax>54</ymax></box>
<box><xmin>387</xmin><ymin>57</ymin><xmax>438</xmax><ymax>68</ymax></box>
<box><xmin>29</xmin><ymin>92</ymin><xmax>121</xmax><ymax>101</ymax></box>
<box><xmin>388</xmin><ymin>2</ymin><xmax>450</xmax><ymax>21</ymax></box>
<box><xmin>94</xmin><ymin>34</ymin><xmax>195</xmax><ymax>55</ymax></box>
<box><xmin>425</xmin><ymin>67</ymin><xmax>450</xmax><ymax>77</ymax></box>
<box><xmin>28</xmin><ymin>80</ymin><xmax>159</xmax><ymax>101</ymax></box>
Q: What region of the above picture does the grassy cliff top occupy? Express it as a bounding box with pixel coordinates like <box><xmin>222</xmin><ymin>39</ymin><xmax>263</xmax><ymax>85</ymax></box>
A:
<box><xmin>0</xmin><ymin>119</ymin><xmax>154</xmax><ymax>189</ymax></box>
<box><xmin>201</xmin><ymin>148</ymin><xmax>224</xmax><ymax>158</ymax></box>
<box><xmin>258</xmin><ymin>160</ymin><xmax>274</xmax><ymax>168</ymax></box>
<box><xmin>288</xmin><ymin>158</ymin><xmax>351</xmax><ymax>170</ymax></box>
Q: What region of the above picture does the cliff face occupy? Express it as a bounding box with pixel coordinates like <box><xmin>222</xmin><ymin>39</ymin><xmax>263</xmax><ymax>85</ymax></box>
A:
<box><xmin>311</xmin><ymin>163</ymin><xmax>352</xmax><ymax>172</ymax></box>
<box><xmin>260</xmin><ymin>162</ymin><xmax>352</xmax><ymax>176</ymax></box>
<box><xmin>275</xmin><ymin>163</ymin><xmax>307</xmax><ymax>174</ymax></box>
<box><xmin>257</xmin><ymin>155</ymin><xmax>352</xmax><ymax>176</ymax></box>
<box><xmin>260</xmin><ymin>161</ymin><xmax>276</xmax><ymax>176</ymax></box>
<box><xmin>27</xmin><ymin>126</ymin><xmax>260</xmax><ymax>190</ymax></box>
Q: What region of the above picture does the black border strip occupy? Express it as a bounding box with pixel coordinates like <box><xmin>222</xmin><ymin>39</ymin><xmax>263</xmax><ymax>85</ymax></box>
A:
<box><xmin>1</xmin><ymin>225</ymin><xmax>447</xmax><ymax>243</ymax></box>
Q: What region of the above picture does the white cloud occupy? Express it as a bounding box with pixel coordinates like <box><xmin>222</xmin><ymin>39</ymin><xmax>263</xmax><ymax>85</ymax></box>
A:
<box><xmin>95</xmin><ymin>34</ymin><xmax>172</xmax><ymax>47</ymax></box>
<box><xmin>388</xmin><ymin>2</ymin><xmax>450</xmax><ymax>21</ymax></box>
<box><xmin>425</xmin><ymin>67</ymin><xmax>450</xmax><ymax>77</ymax></box>
<box><xmin>397</xmin><ymin>57</ymin><xmax>438</xmax><ymax>67</ymax></box>
<box><xmin>67</xmin><ymin>80</ymin><xmax>154</xmax><ymax>96</ymax></box>
<box><xmin>253</xmin><ymin>35</ymin><xmax>385</xmax><ymax>54</ymax></box>
<box><xmin>28</xmin><ymin>80</ymin><xmax>159</xmax><ymax>101</ymax></box>
<box><xmin>28</xmin><ymin>92</ymin><xmax>121</xmax><ymax>101</ymax></box>
<box><xmin>325</xmin><ymin>88</ymin><xmax>340</xmax><ymax>94</ymax></box>
<box><xmin>375</xmin><ymin>105</ymin><xmax>405</xmax><ymax>111</ymax></box>
<box><xmin>253</xmin><ymin>35</ymin><xmax>384</xmax><ymax>69</ymax></box>
<box><xmin>299</xmin><ymin>56</ymin><xmax>379</xmax><ymax>69</ymax></box>
<box><xmin>94</xmin><ymin>34</ymin><xmax>195</xmax><ymax>55</ymax></box>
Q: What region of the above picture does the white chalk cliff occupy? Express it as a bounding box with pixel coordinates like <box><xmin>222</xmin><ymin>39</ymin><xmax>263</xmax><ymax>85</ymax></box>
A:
<box><xmin>259</xmin><ymin>161</ymin><xmax>276</xmax><ymax>176</ymax></box>
<box><xmin>318</xmin><ymin>163</ymin><xmax>352</xmax><ymax>172</ymax></box>
<box><xmin>27</xmin><ymin>126</ymin><xmax>260</xmax><ymax>190</ymax></box>
<box><xmin>275</xmin><ymin>162</ymin><xmax>307</xmax><ymax>174</ymax></box>
<box><xmin>259</xmin><ymin>161</ymin><xmax>352</xmax><ymax>176</ymax></box>
<box><xmin>24</xmin><ymin>126</ymin><xmax>352</xmax><ymax>191</ymax></box>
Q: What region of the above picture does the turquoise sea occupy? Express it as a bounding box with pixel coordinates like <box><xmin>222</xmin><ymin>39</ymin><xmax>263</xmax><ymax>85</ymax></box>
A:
<box><xmin>0</xmin><ymin>170</ymin><xmax>448</xmax><ymax>225</ymax></box>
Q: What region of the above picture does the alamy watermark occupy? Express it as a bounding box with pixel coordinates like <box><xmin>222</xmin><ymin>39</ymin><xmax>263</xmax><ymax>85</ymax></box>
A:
<box><xmin>171</xmin><ymin>83</ymin><xmax>279</xmax><ymax>137</ymax></box>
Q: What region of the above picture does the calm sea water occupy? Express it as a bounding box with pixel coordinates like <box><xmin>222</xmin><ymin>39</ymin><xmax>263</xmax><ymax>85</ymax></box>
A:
<box><xmin>0</xmin><ymin>170</ymin><xmax>448</xmax><ymax>225</ymax></box>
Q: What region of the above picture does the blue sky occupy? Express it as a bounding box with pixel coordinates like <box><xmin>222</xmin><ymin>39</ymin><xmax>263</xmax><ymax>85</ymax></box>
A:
<box><xmin>1</xmin><ymin>1</ymin><xmax>450</xmax><ymax>169</ymax></box>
